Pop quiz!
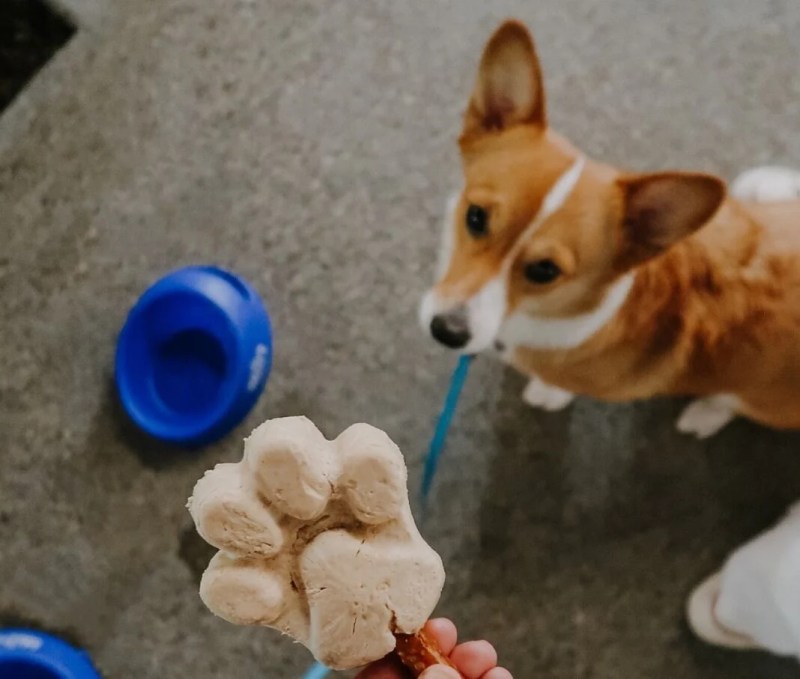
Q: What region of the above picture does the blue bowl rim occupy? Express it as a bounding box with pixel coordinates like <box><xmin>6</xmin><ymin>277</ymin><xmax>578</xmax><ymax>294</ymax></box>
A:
<box><xmin>0</xmin><ymin>628</ymin><xmax>100</xmax><ymax>679</ymax></box>
<box><xmin>114</xmin><ymin>265</ymin><xmax>272</xmax><ymax>445</ymax></box>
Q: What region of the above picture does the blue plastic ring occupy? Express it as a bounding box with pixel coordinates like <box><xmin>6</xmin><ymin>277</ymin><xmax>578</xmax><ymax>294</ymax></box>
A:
<box><xmin>0</xmin><ymin>629</ymin><xmax>101</xmax><ymax>679</ymax></box>
<box><xmin>115</xmin><ymin>265</ymin><xmax>273</xmax><ymax>447</ymax></box>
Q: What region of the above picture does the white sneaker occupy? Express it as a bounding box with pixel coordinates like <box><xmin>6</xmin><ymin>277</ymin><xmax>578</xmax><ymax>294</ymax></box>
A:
<box><xmin>686</xmin><ymin>503</ymin><xmax>800</xmax><ymax>659</ymax></box>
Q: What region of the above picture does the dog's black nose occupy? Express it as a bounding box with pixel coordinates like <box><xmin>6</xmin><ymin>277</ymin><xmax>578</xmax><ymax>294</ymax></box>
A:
<box><xmin>430</xmin><ymin>311</ymin><xmax>471</xmax><ymax>349</ymax></box>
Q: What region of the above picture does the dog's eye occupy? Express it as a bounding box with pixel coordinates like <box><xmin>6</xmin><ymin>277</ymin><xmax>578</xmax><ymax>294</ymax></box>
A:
<box><xmin>465</xmin><ymin>205</ymin><xmax>489</xmax><ymax>238</ymax></box>
<box><xmin>524</xmin><ymin>259</ymin><xmax>561</xmax><ymax>284</ymax></box>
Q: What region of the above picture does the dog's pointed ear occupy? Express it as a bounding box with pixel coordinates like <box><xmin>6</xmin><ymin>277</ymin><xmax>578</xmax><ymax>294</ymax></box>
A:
<box><xmin>616</xmin><ymin>172</ymin><xmax>726</xmax><ymax>267</ymax></box>
<box><xmin>462</xmin><ymin>20</ymin><xmax>546</xmax><ymax>138</ymax></box>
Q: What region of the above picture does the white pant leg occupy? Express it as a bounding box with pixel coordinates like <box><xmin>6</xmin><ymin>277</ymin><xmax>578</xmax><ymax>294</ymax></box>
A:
<box><xmin>708</xmin><ymin>503</ymin><xmax>800</xmax><ymax>658</ymax></box>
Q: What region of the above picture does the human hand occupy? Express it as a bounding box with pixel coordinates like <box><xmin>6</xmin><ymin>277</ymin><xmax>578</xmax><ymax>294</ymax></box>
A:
<box><xmin>355</xmin><ymin>619</ymin><xmax>511</xmax><ymax>679</ymax></box>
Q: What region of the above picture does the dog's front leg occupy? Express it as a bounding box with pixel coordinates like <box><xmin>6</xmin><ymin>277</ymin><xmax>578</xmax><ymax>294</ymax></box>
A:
<box><xmin>521</xmin><ymin>375</ymin><xmax>575</xmax><ymax>411</ymax></box>
<box><xmin>491</xmin><ymin>341</ymin><xmax>575</xmax><ymax>411</ymax></box>
<box><xmin>676</xmin><ymin>395</ymin><xmax>739</xmax><ymax>438</ymax></box>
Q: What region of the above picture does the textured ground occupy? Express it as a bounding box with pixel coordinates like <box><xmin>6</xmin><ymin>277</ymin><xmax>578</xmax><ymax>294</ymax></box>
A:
<box><xmin>1</xmin><ymin>1</ymin><xmax>800</xmax><ymax>678</ymax></box>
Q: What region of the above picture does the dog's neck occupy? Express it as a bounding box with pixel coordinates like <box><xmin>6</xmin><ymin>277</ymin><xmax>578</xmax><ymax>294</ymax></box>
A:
<box><xmin>498</xmin><ymin>274</ymin><xmax>635</xmax><ymax>350</ymax></box>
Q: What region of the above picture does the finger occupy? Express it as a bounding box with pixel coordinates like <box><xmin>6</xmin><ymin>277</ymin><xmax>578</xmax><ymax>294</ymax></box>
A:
<box><xmin>481</xmin><ymin>668</ymin><xmax>513</xmax><ymax>679</ymax></box>
<box><xmin>424</xmin><ymin>618</ymin><xmax>458</xmax><ymax>655</ymax></box>
<box><xmin>420</xmin><ymin>666</ymin><xmax>462</xmax><ymax>679</ymax></box>
<box><xmin>450</xmin><ymin>641</ymin><xmax>498</xmax><ymax>679</ymax></box>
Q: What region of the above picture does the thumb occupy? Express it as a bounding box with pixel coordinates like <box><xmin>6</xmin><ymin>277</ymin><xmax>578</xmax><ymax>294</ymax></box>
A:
<box><xmin>420</xmin><ymin>666</ymin><xmax>461</xmax><ymax>679</ymax></box>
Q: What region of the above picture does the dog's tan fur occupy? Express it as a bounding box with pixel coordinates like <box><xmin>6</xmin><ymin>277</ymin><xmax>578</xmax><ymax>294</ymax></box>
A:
<box><xmin>428</xmin><ymin>20</ymin><xmax>800</xmax><ymax>430</ymax></box>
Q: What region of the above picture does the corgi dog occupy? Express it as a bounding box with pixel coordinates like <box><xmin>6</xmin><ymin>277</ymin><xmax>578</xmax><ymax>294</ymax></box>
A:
<box><xmin>420</xmin><ymin>19</ymin><xmax>800</xmax><ymax>438</ymax></box>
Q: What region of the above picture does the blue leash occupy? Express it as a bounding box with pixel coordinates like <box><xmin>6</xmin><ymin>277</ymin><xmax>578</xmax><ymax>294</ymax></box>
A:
<box><xmin>297</xmin><ymin>355</ymin><xmax>473</xmax><ymax>679</ymax></box>
<box><xmin>299</xmin><ymin>662</ymin><xmax>330</xmax><ymax>679</ymax></box>
<box><xmin>420</xmin><ymin>354</ymin><xmax>473</xmax><ymax>507</ymax></box>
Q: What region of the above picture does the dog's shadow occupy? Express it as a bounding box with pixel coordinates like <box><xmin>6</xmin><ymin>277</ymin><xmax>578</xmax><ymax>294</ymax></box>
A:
<box><xmin>473</xmin><ymin>376</ymin><xmax>800</xmax><ymax>587</ymax></box>
<box><xmin>468</xmin><ymin>372</ymin><xmax>800</xmax><ymax>677</ymax></box>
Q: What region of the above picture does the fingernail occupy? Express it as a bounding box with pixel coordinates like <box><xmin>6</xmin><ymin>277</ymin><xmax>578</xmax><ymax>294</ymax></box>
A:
<box><xmin>420</xmin><ymin>666</ymin><xmax>461</xmax><ymax>679</ymax></box>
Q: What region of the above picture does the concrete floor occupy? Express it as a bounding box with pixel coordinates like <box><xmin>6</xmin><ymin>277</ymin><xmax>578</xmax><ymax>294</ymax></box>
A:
<box><xmin>1</xmin><ymin>1</ymin><xmax>800</xmax><ymax>677</ymax></box>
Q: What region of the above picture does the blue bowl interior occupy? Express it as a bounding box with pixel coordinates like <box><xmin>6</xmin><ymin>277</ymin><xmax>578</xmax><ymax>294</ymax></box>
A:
<box><xmin>120</xmin><ymin>290</ymin><xmax>239</xmax><ymax>435</ymax></box>
<box><xmin>151</xmin><ymin>327</ymin><xmax>227</xmax><ymax>417</ymax></box>
<box><xmin>0</xmin><ymin>659</ymin><xmax>63</xmax><ymax>679</ymax></box>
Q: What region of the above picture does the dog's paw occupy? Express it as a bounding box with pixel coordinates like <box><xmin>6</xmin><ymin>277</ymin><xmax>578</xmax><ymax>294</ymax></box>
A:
<box><xmin>676</xmin><ymin>396</ymin><xmax>738</xmax><ymax>438</ymax></box>
<box><xmin>731</xmin><ymin>166</ymin><xmax>800</xmax><ymax>202</ymax></box>
<box><xmin>187</xmin><ymin>417</ymin><xmax>445</xmax><ymax>670</ymax></box>
<box><xmin>522</xmin><ymin>376</ymin><xmax>574</xmax><ymax>411</ymax></box>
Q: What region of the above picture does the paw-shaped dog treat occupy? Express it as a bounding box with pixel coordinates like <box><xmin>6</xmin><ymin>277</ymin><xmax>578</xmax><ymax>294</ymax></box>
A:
<box><xmin>187</xmin><ymin>416</ymin><xmax>446</xmax><ymax>671</ymax></box>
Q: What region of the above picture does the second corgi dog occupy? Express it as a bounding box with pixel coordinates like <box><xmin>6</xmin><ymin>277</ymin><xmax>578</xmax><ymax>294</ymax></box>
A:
<box><xmin>420</xmin><ymin>20</ymin><xmax>800</xmax><ymax>438</ymax></box>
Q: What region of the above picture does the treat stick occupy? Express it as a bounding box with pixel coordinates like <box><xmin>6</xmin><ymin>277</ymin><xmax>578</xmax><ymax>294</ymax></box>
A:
<box><xmin>394</xmin><ymin>629</ymin><xmax>461</xmax><ymax>677</ymax></box>
<box><xmin>300</xmin><ymin>629</ymin><xmax>459</xmax><ymax>679</ymax></box>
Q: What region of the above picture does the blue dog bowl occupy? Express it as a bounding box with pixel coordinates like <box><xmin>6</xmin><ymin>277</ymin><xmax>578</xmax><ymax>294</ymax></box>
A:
<box><xmin>0</xmin><ymin>629</ymin><xmax>100</xmax><ymax>679</ymax></box>
<box><xmin>115</xmin><ymin>266</ymin><xmax>272</xmax><ymax>447</ymax></box>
